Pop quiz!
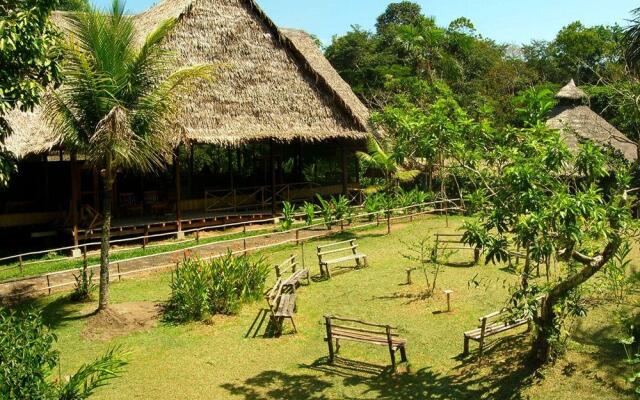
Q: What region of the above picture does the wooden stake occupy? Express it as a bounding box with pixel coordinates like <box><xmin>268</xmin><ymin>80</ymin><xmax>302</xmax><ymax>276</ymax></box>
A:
<box><xmin>46</xmin><ymin>274</ymin><xmax>51</xmax><ymax>295</ymax></box>
<box><xmin>117</xmin><ymin>263</ymin><xmax>121</xmax><ymax>281</ymax></box>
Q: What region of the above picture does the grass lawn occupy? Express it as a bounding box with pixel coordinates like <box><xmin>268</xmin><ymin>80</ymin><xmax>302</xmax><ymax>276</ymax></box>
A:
<box><xmin>23</xmin><ymin>216</ymin><xmax>637</xmax><ymax>399</ymax></box>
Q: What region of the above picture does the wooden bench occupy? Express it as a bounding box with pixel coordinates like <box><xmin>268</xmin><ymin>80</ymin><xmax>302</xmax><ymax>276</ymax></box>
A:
<box><xmin>433</xmin><ymin>233</ymin><xmax>480</xmax><ymax>265</ymax></box>
<box><xmin>317</xmin><ymin>239</ymin><xmax>368</xmax><ymax>279</ymax></box>
<box><xmin>274</xmin><ymin>255</ymin><xmax>310</xmax><ymax>290</ymax></box>
<box><xmin>324</xmin><ymin>316</ymin><xmax>407</xmax><ymax>369</ymax></box>
<box><xmin>264</xmin><ymin>279</ymin><xmax>297</xmax><ymax>335</ymax></box>
<box><xmin>463</xmin><ymin>309</ymin><xmax>532</xmax><ymax>358</ymax></box>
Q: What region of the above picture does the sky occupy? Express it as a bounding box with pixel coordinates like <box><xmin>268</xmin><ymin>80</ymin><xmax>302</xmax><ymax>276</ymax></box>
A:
<box><xmin>91</xmin><ymin>0</ymin><xmax>639</xmax><ymax>46</ymax></box>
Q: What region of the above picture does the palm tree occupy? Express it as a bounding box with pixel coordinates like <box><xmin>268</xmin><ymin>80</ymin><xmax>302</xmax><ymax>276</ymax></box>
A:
<box><xmin>44</xmin><ymin>0</ymin><xmax>213</xmax><ymax>312</ymax></box>
<box><xmin>625</xmin><ymin>7</ymin><xmax>640</xmax><ymax>71</ymax></box>
<box><xmin>356</xmin><ymin>138</ymin><xmax>420</xmax><ymax>192</ymax></box>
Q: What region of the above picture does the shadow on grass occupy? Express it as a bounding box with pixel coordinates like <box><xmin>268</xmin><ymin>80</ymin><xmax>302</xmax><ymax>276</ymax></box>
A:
<box><xmin>220</xmin><ymin>370</ymin><xmax>333</xmax><ymax>400</ymax></box>
<box><xmin>222</xmin><ymin>337</ymin><xmax>539</xmax><ymax>400</ymax></box>
<box><xmin>27</xmin><ymin>295</ymin><xmax>94</xmax><ymax>330</ymax></box>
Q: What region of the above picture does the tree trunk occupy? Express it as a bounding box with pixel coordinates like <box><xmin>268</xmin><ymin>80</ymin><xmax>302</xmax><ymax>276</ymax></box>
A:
<box><xmin>98</xmin><ymin>162</ymin><xmax>114</xmax><ymax>312</ymax></box>
<box><xmin>532</xmin><ymin>239</ymin><xmax>620</xmax><ymax>365</ymax></box>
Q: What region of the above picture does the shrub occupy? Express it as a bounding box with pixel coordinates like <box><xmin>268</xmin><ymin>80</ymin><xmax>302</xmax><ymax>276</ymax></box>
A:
<box><xmin>166</xmin><ymin>253</ymin><xmax>270</xmax><ymax>322</ymax></box>
<box><xmin>316</xmin><ymin>194</ymin><xmax>334</xmax><ymax>229</ymax></box>
<box><xmin>0</xmin><ymin>309</ymin><xmax>127</xmax><ymax>400</ymax></box>
<box><xmin>300</xmin><ymin>202</ymin><xmax>316</xmax><ymax>226</ymax></box>
<box><xmin>280</xmin><ymin>201</ymin><xmax>295</xmax><ymax>231</ymax></box>
<box><xmin>363</xmin><ymin>193</ymin><xmax>384</xmax><ymax>221</ymax></box>
<box><xmin>70</xmin><ymin>262</ymin><xmax>96</xmax><ymax>302</ymax></box>
<box><xmin>331</xmin><ymin>195</ymin><xmax>352</xmax><ymax>223</ymax></box>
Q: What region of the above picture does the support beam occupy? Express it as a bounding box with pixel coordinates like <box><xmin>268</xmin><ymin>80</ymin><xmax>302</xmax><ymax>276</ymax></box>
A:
<box><xmin>188</xmin><ymin>144</ymin><xmax>194</xmax><ymax>198</ymax></box>
<box><xmin>341</xmin><ymin>143</ymin><xmax>348</xmax><ymax>195</ymax></box>
<box><xmin>174</xmin><ymin>146</ymin><xmax>184</xmax><ymax>239</ymax></box>
<box><xmin>70</xmin><ymin>152</ymin><xmax>81</xmax><ymax>256</ymax></box>
<box><xmin>270</xmin><ymin>140</ymin><xmax>276</xmax><ymax>216</ymax></box>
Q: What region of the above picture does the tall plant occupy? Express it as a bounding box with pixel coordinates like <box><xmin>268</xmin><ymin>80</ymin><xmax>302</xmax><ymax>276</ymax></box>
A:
<box><xmin>0</xmin><ymin>309</ymin><xmax>127</xmax><ymax>399</ymax></box>
<box><xmin>44</xmin><ymin>0</ymin><xmax>213</xmax><ymax>312</ymax></box>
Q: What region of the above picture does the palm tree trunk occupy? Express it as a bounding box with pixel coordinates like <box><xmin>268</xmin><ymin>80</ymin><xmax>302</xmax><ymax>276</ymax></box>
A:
<box><xmin>98</xmin><ymin>161</ymin><xmax>114</xmax><ymax>312</ymax></box>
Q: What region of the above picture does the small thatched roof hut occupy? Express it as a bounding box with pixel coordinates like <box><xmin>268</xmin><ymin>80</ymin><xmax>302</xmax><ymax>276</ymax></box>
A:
<box><xmin>4</xmin><ymin>0</ymin><xmax>371</xmax><ymax>158</ymax></box>
<box><xmin>547</xmin><ymin>80</ymin><xmax>637</xmax><ymax>162</ymax></box>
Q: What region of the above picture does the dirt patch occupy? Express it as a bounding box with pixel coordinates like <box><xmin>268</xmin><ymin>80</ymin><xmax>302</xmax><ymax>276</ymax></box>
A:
<box><xmin>82</xmin><ymin>301</ymin><xmax>161</xmax><ymax>341</ymax></box>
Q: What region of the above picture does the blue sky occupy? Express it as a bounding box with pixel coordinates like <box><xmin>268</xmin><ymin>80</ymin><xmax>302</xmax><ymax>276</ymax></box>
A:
<box><xmin>91</xmin><ymin>0</ymin><xmax>638</xmax><ymax>46</ymax></box>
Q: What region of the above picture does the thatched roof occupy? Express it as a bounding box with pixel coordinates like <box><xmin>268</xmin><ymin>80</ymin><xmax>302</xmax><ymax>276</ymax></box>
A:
<box><xmin>4</xmin><ymin>0</ymin><xmax>371</xmax><ymax>158</ymax></box>
<box><xmin>547</xmin><ymin>82</ymin><xmax>637</xmax><ymax>161</ymax></box>
<box><xmin>555</xmin><ymin>79</ymin><xmax>588</xmax><ymax>101</ymax></box>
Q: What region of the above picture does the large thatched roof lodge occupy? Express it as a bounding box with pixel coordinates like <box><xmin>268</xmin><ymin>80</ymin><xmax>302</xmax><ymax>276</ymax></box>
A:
<box><xmin>547</xmin><ymin>80</ymin><xmax>637</xmax><ymax>162</ymax></box>
<box><xmin>0</xmin><ymin>0</ymin><xmax>372</xmax><ymax>251</ymax></box>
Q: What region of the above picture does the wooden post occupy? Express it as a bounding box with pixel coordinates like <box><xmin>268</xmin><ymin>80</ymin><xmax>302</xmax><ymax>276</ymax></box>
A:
<box><xmin>376</xmin><ymin>213</ymin><xmax>380</xmax><ymax>227</ymax></box>
<box><xmin>387</xmin><ymin>213</ymin><xmax>391</xmax><ymax>235</ymax></box>
<box><xmin>46</xmin><ymin>274</ymin><xmax>51</xmax><ymax>295</ymax></box>
<box><xmin>143</xmin><ymin>225</ymin><xmax>149</xmax><ymax>249</ymax></box>
<box><xmin>340</xmin><ymin>219</ymin><xmax>344</xmax><ymax>233</ymax></box>
<box><xmin>243</xmin><ymin>238</ymin><xmax>247</xmax><ymax>255</ymax></box>
<box><xmin>324</xmin><ymin>316</ymin><xmax>335</xmax><ymax>363</ymax></box>
<box><xmin>82</xmin><ymin>245</ymin><xmax>88</xmax><ymax>269</ymax></box>
<box><xmin>406</xmin><ymin>268</ymin><xmax>415</xmax><ymax>285</ymax></box>
<box><xmin>341</xmin><ymin>144</ymin><xmax>348</xmax><ymax>196</ymax></box>
<box><xmin>174</xmin><ymin>146</ymin><xmax>183</xmax><ymax>237</ymax></box>
<box><xmin>18</xmin><ymin>255</ymin><xmax>23</xmax><ymax>275</ymax></box>
<box><xmin>270</xmin><ymin>140</ymin><xmax>276</xmax><ymax>216</ymax></box>
<box><xmin>444</xmin><ymin>290</ymin><xmax>453</xmax><ymax>312</ymax></box>
<box><xmin>117</xmin><ymin>263</ymin><xmax>121</xmax><ymax>281</ymax></box>
<box><xmin>195</xmin><ymin>230</ymin><xmax>200</xmax><ymax>243</ymax></box>
<box><xmin>295</xmin><ymin>229</ymin><xmax>300</xmax><ymax>246</ymax></box>
<box><xmin>227</xmin><ymin>146</ymin><xmax>234</xmax><ymax>191</ymax></box>
<box><xmin>70</xmin><ymin>151</ymin><xmax>80</xmax><ymax>250</ymax></box>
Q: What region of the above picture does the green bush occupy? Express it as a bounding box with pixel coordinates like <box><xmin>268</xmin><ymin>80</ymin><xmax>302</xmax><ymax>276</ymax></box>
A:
<box><xmin>300</xmin><ymin>202</ymin><xmax>316</xmax><ymax>226</ymax></box>
<box><xmin>331</xmin><ymin>195</ymin><xmax>352</xmax><ymax>223</ymax></box>
<box><xmin>0</xmin><ymin>309</ymin><xmax>127</xmax><ymax>400</ymax></box>
<box><xmin>316</xmin><ymin>194</ymin><xmax>334</xmax><ymax>229</ymax></box>
<box><xmin>166</xmin><ymin>253</ymin><xmax>270</xmax><ymax>322</ymax></box>
<box><xmin>70</xmin><ymin>262</ymin><xmax>96</xmax><ymax>302</ymax></box>
<box><xmin>280</xmin><ymin>201</ymin><xmax>295</xmax><ymax>231</ymax></box>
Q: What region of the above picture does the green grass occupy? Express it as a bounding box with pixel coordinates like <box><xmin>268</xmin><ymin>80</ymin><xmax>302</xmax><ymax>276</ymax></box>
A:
<box><xmin>22</xmin><ymin>216</ymin><xmax>637</xmax><ymax>399</ymax></box>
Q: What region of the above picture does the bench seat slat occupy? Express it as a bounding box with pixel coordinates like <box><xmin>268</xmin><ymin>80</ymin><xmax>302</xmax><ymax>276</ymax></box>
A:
<box><xmin>318</xmin><ymin>246</ymin><xmax>357</xmax><ymax>257</ymax></box>
<box><xmin>464</xmin><ymin>319</ymin><xmax>528</xmax><ymax>340</ymax></box>
<box><xmin>323</xmin><ymin>254</ymin><xmax>366</xmax><ymax>265</ymax></box>
<box><xmin>275</xmin><ymin>293</ymin><xmax>296</xmax><ymax>317</ymax></box>
<box><xmin>282</xmin><ymin>269</ymin><xmax>309</xmax><ymax>286</ymax></box>
<box><xmin>330</xmin><ymin>329</ymin><xmax>406</xmax><ymax>347</ymax></box>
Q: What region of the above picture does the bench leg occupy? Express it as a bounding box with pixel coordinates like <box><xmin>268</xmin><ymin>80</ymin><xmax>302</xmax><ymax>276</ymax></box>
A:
<box><xmin>363</xmin><ymin>256</ymin><xmax>369</xmax><ymax>268</ymax></box>
<box><xmin>326</xmin><ymin>264</ymin><xmax>332</xmax><ymax>279</ymax></box>
<box><xmin>399</xmin><ymin>345</ymin><xmax>407</xmax><ymax>363</ymax></box>
<box><xmin>478</xmin><ymin>339</ymin><xmax>485</xmax><ymax>360</ymax></box>
<box><xmin>389</xmin><ymin>348</ymin><xmax>396</xmax><ymax>369</ymax></box>
<box><xmin>289</xmin><ymin>317</ymin><xmax>298</xmax><ymax>334</ymax></box>
<box><xmin>463</xmin><ymin>336</ymin><xmax>470</xmax><ymax>356</ymax></box>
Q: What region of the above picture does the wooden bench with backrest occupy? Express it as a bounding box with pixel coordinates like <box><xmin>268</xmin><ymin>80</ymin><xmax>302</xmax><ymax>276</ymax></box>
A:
<box><xmin>317</xmin><ymin>239</ymin><xmax>368</xmax><ymax>279</ymax></box>
<box><xmin>433</xmin><ymin>233</ymin><xmax>481</xmax><ymax>265</ymax></box>
<box><xmin>463</xmin><ymin>308</ymin><xmax>532</xmax><ymax>358</ymax></box>
<box><xmin>274</xmin><ymin>254</ymin><xmax>310</xmax><ymax>291</ymax></box>
<box><xmin>324</xmin><ymin>316</ymin><xmax>407</xmax><ymax>369</ymax></box>
<box><xmin>264</xmin><ymin>279</ymin><xmax>297</xmax><ymax>335</ymax></box>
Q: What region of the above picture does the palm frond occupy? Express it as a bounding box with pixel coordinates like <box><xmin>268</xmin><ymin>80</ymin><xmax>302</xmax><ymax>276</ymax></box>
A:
<box><xmin>57</xmin><ymin>346</ymin><xmax>128</xmax><ymax>400</ymax></box>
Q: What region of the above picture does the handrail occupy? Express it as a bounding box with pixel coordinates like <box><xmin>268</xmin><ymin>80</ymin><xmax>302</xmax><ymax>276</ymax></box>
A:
<box><xmin>0</xmin><ymin>198</ymin><xmax>461</xmax><ymax>272</ymax></box>
<box><xmin>2</xmin><ymin>200</ymin><xmax>463</xmax><ymax>297</ymax></box>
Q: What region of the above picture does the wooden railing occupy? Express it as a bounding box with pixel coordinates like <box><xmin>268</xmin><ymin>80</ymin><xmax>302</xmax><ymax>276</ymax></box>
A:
<box><xmin>204</xmin><ymin>182</ymin><xmax>326</xmax><ymax>213</ymax></box>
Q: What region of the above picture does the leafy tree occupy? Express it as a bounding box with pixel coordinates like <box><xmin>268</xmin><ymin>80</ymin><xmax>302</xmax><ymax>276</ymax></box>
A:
<box><xmin>43</xmin><ymin>0</ymin><xmax>213</xmax><ymax>312</ymax></box>
<box><xmin>0</xmin><ymin>0</ymin><xmax>62</xmax><ymax>186</ymax></box>
<box><xmin>0</xmin><ymin>308</ymin><xmax>127</xmax><ymax>399</ymax></box>
<box><xmin>375</xmin><ymin>1</ymin><xmax>422</xmax><ymax>34</ymax></box>
<box><xmin>57</xmin><ymin>0</ymin><xmax>90</xmax><ymax>11</ymax></box>
<box><xmin>460</xmin><ymin>119</ymin><xmax>634</xmax><ymax>365</ymax></box>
